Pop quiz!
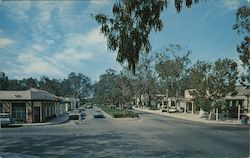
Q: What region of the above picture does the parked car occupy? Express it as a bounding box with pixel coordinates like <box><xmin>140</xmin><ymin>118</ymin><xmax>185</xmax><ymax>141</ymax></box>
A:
<box><xmin>162</xmin><ymin>106</ymin><xmax>168</xmax><ymax>112</ymax></box>
<box><xmin>87</xmin><ymin>105</ymin><xmax>93</xmax><ymax>108</ymax></box>
<box><xmin>69</xmin><ymin>113</ymin><xmax>80</xmax><ymax>120</ymax></box>
<box><xmin>93</xmin><ymin>110</ymin><xmax>104</xmax><ymax>118</ymax></box>
<box><xmin>162</xmin><ymin>109</ymin><xmax>168</xmax><ymax>112</ymax></box>
<box><xmin>168</xmin><ymin>107</ymin><xmax>177</xmax><ymax>113</ymax></box>
<box><xmin>78</xmin><ymin>107</ymin><xmax>86</xmax><ymax>112</ymax></box>
<box><xmin>69</xmin><ymin>109</ymin><xmax>86</xmax><ymax>120</ymax></box>
<box><xmin>0</xmin><ymin>113</ymin><xmax>15</xmax><ymax>126</ymax></box>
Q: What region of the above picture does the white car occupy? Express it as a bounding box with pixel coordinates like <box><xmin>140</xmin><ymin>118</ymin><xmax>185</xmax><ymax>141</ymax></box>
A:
<box><xmin>168</xmin><ymin>107</ymin><xmax>177</xmax><ymax>113</ymax></box>
<box><xmin>0</xmin><ymin>113</ymin><xmax>15</xmax><ymax>126</ymax></box>
<box><xmin>93</xmin><ymin>110</ymin><xmax>104</xmax><ymax>118</ymax></box>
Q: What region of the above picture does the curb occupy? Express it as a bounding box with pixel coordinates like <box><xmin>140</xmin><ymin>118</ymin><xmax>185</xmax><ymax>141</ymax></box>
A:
<box><xmin>12</xmin><ymin>115</ymin><xmax>69</xmax><ymax>127</ymax></box>
<box><xmin>134</xmin><ymin>108</ymin><xmax>246</xmax><ymax>126</ymax></box>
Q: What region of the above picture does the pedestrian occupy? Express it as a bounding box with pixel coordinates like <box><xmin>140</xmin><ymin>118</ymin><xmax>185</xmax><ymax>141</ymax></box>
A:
<box><xmin>79</xmin><ymin>115</ymin><xmax>83</xmax><ymax>124</ymax></box>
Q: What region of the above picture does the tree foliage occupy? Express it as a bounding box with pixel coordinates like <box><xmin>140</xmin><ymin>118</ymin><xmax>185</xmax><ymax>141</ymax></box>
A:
<box><xmin>188</xmin><ymin>60</ymin><xmax>211</xmax><ymax>96</ymax></box>
<box><xmin>0</xmin><ymin>72</ymin><xmax>92</xmax><ymax>103</ymax></box>
<box><xmin>155</xmin><ymin>45</ymin><xmax>191</xmax><ymax>97</ymax></box>
<box><xmin>94</xmin><ymin>0</ymin><xmax>200</xmax><ymax>72</ymax></box>
<box><xmin>0</xmin><ymin>72</ymin><xmax>9</xmax><ymax>90</ymax></box>
<box><xmin>207</xmin><ymin>58</ymin><xmax>238</xmax><ymax>99</ymax></box>
<box><xmin>233</xmin><ymin>5</ymin><xmax>250</xmax><ymax>87</ymax></box>
<box><xmin>93</xmin><ymin>69</ymin><xmax>135</xmax><ymax>106</ymax></box>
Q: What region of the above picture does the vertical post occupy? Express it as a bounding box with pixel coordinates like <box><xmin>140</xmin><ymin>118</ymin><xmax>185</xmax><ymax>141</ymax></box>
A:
<box><xmin>238</xmin><ymin>105</ymin><xmax>241</xmax><ymax>124</ymax></box>
<box><xmin>216</xmin><ymin>108</ymin><xmax>218</xmax><ymax>121</ymax></box>
<box><xmin>184</xmin><ymin>103</ymin><xmax>186</xmax><ymax>113</ymax></box>
<box><xmin>191</xmin><ymin>101</ymin><xmax>194</xmax><ymax>114</ymax></box>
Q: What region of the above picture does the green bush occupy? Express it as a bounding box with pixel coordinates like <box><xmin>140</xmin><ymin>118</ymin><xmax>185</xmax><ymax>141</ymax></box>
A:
<box><xmin>101</xmin><ymin>106</ymin><xmax>138</xmax><ymax>118</ymax></box>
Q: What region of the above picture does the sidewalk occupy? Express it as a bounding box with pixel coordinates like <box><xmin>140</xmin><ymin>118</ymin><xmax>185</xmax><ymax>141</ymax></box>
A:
<box><xmin>134</xmin><ymin>107</ymin><xmax>243</xmax><ymax>125</ymax></box>
<box><xmin>14</xmin><ymin>113</ymin><xmax>69</xmax><ymax>126</ymax></box>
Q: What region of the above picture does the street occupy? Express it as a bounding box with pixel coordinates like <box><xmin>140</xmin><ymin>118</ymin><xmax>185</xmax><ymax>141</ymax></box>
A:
<box><xmin>0</xmin><ymin>107</ymin><xmax>249</xmax><ymax>158</ymax></box>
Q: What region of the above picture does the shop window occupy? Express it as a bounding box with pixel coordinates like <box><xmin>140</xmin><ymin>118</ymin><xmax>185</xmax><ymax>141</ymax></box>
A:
<box><xmin>12</xmin><ymin>103</ymin><xmax>26</xmax><ymax>122</ymax></box>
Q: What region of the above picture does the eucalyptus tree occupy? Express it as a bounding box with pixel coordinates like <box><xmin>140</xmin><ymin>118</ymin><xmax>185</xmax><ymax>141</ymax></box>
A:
<box><xmin>67</xmin><ymin>72</ymin><xmax>92</xmax><ymax>102</ymax></box>
<box><xmin>20</xmin><ymin>77</ymin><xmax>39</xmax><ymax>90</ymax></box>
<box><xmin>0</xmin><ymin>72</ymin><xmax>9</xmax><ymax>90</ymax></box>
<box><xmin>94</xmin><ymin>0</ymin><xmax>201</xmax><ymax>73</ymax></box>
<box><xmin>93</xmin><ymin>69</ymin><xmax>118</xmax><ymax>105</ymax></box>
<box><xmin>207</xmin><ymin>58</ymin><xmax>238</xmax><ymax>108</ymax></box>
<box><xmin>188</xmin><ymin>61</ymin><xmax>212</xmax><ymax>95</ymax></box>
<box><xmin>39</xmin><ymin>76</ymin><xmax>61</xmax><ymax>95</ymax></box>
<box><xmin>155</xmin><ymin>45</ymin><xmax>191</xmax><ymax>98</ymax></box>
<box><xmin>233</xmin><ymin>5</ymin><xmax>250</xmax><ymax>87</ymax></box>
<box><xmin>188</xmin><ymin>61</ymin><xmax>212</xmax><ymax>111</ymax></box>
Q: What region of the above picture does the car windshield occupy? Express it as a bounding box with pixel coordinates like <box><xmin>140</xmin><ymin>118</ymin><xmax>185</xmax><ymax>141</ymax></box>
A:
<box><xmin>0</xmin><ymin>1</ymin><xmax>249</xmax><ymax>158</ymax></box>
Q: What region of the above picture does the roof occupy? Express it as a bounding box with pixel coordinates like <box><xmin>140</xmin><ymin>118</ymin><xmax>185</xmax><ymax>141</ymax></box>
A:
<box><xmin>0</xmin><ymin>88</ymin><xmax>55</xmax><ymax>101</ymax></box>
<box><xmin>234</xmin><ymin>86</ymin><xmax>250</xmax><ymax>96</ymax></box>
<box><xmin>28</xmin><ymin>87</ymin><xmax>51</xmax><ymax>94</ymax></box>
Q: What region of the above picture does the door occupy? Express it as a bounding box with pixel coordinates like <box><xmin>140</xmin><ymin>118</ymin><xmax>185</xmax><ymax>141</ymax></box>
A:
<box><xmin>34</xmin><ymin>107</ymin><xmax>40</xmax><ymax>123</ymax></box>
<box><xmin>12</xmin><ymin>103</ymin><xmax>26</xmax><ymax>122</ymax></box>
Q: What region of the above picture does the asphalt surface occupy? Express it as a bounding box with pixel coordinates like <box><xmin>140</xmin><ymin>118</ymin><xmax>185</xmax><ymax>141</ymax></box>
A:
<box><xmin>0</xmin><ymin>107</ymin><xmax>249</xmax><ymax>158</ymax></box>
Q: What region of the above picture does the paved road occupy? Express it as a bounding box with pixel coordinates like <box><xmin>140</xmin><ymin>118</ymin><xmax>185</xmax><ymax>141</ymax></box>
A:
<box><xmin>0</xmin><ymin>107</ymin><xmax>249</xmax><ymax>158</ymax></box>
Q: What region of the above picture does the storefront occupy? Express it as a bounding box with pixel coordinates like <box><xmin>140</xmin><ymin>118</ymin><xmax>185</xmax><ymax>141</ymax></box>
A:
<box><xmin>0</xmin><ymin>88</ymin><xmax>66</xmax><ymax>123</ymax></box>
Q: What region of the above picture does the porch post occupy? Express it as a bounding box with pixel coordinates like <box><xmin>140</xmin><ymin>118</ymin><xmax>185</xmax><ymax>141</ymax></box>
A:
<box><xmin>191</xmin><ymin>101</ymin><xmax>194</xmax><ymax>114</ymax></box>
<box><xmin>238</xmin><ymin>105</ymin><xmax>241</xmax><ymax>124</ymax></box>
<box><xmin>216</xmin><ymin>108</ymin><xmax>218</xmax><ymax>121</ymax></box>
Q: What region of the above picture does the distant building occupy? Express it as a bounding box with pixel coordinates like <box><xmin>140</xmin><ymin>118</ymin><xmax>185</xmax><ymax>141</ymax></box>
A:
<box><xmin>63</xmin><ymin>97</ymin><xmax>80</xmax><ymax>112</ymax></box>
<box><xmin>224</xmin><ymin>86</ymin><xmax>250</xmax><ymax>117</ymax></box>
<box><xmin>0</xmin><ymin>88</ymin><xmax>65</xmax><ymax>123</ymax></box>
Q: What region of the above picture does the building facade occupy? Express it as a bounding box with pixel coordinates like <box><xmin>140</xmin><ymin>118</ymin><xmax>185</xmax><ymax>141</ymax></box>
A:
<box><xmin>0</xmin><ymin>88</ymin><xmax>65</xmax><ymax>123</ymax></box>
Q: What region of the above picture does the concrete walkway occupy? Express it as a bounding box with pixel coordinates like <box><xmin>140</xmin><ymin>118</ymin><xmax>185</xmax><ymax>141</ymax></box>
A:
<box><xmin>13</xmin><ymin>113</ymin><xmax>69</xmax><ymax>126</ymax></box>
<box><xmin>133</xmin><ymin>107</ymin><xmax>244</xmax><ymax>125</ymax></box>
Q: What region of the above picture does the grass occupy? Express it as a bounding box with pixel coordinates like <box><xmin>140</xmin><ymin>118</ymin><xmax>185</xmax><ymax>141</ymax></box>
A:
<box><xmin>100</xmin><ymin>106</ymin><xmax>139</xmax><ymax>118</ymax></box>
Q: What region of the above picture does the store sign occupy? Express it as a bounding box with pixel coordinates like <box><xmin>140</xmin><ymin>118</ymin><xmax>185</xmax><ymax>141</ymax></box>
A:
<box><xmin>15</xmin><ymin>95</ymin><xmax>22</xmax><ymax>98</ymax></box>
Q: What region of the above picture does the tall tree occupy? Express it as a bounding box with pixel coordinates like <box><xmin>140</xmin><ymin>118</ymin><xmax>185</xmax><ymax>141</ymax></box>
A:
<box><xmin>233</xmin><ymin>5</ymin><xmax>250</xmax><ymax>87</ymax></box>
<box><xmin>208</xmin><ymin>58</ymin><xmax>238</xmax><ymax>107</ymax></box>
<box><xmin>188</xmin><ymin>60</ymin><xmax>212</xmax><ymax>96</ymax></box>
<box><xmin>187</xmin><ymin>61</ymin><xmax>212</xmax><ymax>111</ymax></box>
<box><xmin>155</xmin><ymin>46</ymin><xmax>191</xmax><ymax>98</ymax></box>
<box><xmin>0</xmin><ymin>72</ymin><xmax>9</xmax><ymax>90</ymax></box>
<box><xmin>93</xmin><ymin>69</ymin><xmax>118</xmax><ymax>105</ymax></box>
<box><xmin>94</xmin><ymin>0</ymin><xmax>200</xmax><ymax>72</ymax></box>
<box><xmin>8</xmin><ymin>79</ymin><xmax>22</xmax><ymax>91</ymax></box>
<box><xmin>20</xmin><ymin>77</ymin><xmax>38</xmax><ymax>89</ymax></box>
<box><xmin>67</xmin><ymin>72</ymin><xmax>92</xmax><ymax>101</ymax></box>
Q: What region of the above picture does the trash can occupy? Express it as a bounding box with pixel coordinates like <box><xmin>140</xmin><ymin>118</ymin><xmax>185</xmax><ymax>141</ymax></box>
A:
<box><xmin>240</xmin><ymin>115</ymin><xmax>249</xmax><ymax>125</ymax></box>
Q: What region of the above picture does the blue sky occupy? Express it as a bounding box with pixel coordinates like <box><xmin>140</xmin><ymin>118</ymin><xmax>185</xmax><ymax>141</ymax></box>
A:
<box><xmin>0</xmin><ymin>0</ymin><xmax>248</xmax><ymax>82</ymax></box>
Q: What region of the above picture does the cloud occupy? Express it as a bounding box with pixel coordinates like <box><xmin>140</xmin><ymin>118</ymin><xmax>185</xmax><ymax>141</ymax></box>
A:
<box><xmin>31</xmin><ymin>44</ymin><xmax>45</xmax><ymax>52</ymax></box>
<box><xmin>90</xmin><ymin>0</ymin><xmax>111</xmax><ymax>6</ymax></box>
<box><xmin>65</xmin><ymin>27</ymin><xmax>106</xmax><ymax>48</ymax></box>
<box><xmin>0</xmin><ymin>1</ymin><xmax>121</xmax><ymax>81</ymax></box>
<box><xmin>4</xmin><ymin>1</ymin><xmax>32</xmax><ymax>23</ymax></box>
<box><xmin>223</xmin><ymin>0</ymin><xmax>241</xmax><ymax>10</ymax></box>
<box><xmin>0</xmin><ymin>38</ymin><xmax>15</xmax><ymax>47</ymax></box>
<box><xmin>54</xmin><ymin>48</ymin><xmax>93</xmax><ymax>62</ymax></box>
<box><xmin>17</xmin><ymin>52</ymin><xmax>66</xmax><ymax>78</ymax></box>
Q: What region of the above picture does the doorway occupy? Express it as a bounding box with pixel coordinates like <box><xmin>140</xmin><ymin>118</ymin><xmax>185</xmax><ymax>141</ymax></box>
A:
<box><xmin>34</xmin><ymin>107</ymin><xmax>40</xmax><ymax>123</ymax></box>
<box><xmin>12</xmin><ymin>103</ymin><xmax>26</xmax><ymax>122</ymax></box>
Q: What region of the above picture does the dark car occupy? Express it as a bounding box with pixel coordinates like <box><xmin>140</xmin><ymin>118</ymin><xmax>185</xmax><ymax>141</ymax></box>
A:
<box><xmin>69</xmin><ymin>109</ymin><xmax>86</xmax><ymax>120</ymax></box>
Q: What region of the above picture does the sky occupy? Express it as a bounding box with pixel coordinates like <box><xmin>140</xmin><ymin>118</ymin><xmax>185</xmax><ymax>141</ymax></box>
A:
<box><xmin>0</xmin><ymin>0</ymin><xmax>249</xmax><ymax>82</ymax></box>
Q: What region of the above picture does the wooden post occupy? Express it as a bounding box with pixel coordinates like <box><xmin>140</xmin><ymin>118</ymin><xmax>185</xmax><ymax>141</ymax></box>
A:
<box><xmin>184</xmin><ymin>103</ymin><xmax>187</xmax><ymax>113</ymax></box>
<box><xmin>191</xmin><ymin>101</ymin><xmax>194</xmax><ymax>114</ymax></box>
<box><xmin>238</xmin><ymin>105</ymin><xmax>241</xmax><ymax>124</ymax></box>
<box><xmin>216</xmin><ymin>108</ymin><xmax>218</xmax><ymax>121</ymax></box>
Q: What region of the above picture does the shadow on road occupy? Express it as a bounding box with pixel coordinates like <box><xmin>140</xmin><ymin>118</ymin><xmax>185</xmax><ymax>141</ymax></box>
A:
<box><xmin>1</xmin><ymin>124</ymin><xmax>23</xmax><ymax>128</ymax></box>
